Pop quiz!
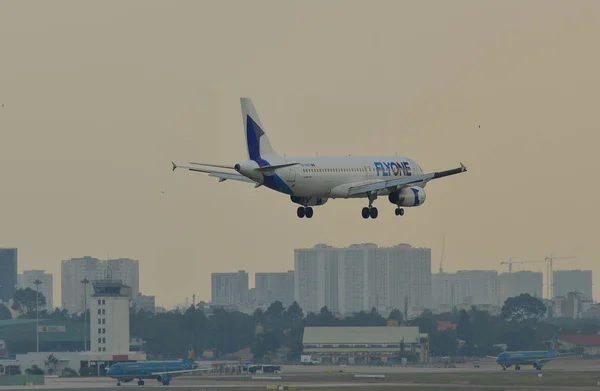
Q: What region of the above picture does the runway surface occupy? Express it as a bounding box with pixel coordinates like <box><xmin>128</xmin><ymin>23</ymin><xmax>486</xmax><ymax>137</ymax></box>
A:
<box><xmin>1</xmin><ymin>359</ymin><xmax>599</xmax><ymax>390</ymax></box>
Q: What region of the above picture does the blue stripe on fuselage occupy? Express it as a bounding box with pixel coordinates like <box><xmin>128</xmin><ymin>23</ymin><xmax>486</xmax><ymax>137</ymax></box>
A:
<box><xmin>248</xmin><ymin>157</ymin><xmax>293</xmax><ymax>195</ymax></box>
<box><xmin>263</xmin><ymin>173</ymin><xmax>293</xmax><ymax>195</ymax></box>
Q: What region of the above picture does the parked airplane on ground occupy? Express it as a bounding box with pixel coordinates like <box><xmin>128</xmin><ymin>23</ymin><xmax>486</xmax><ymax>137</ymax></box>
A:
<box><xmin>106</xmin><ymin>347</ymin><xmax>211</xmax><ymax>386</ymax></box>
<box><xmin>172</xmin><ymin>98</ymin><xmax>467</xmax><ymax>219</ymax></box>
<box><xmin>491</xmin><ymin>334</ymin><xmax>574</xmax><ymax>371</ymax></box>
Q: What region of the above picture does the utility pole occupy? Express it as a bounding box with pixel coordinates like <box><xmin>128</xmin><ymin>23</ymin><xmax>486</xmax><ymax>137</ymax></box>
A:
<box><xmin>33</xmin><ymin>279</ymin><xmax>42</xmax><ymax>353</ymax></box>
<box><xmin>81</xmin><ymin>278</ymin><xmax>90</xmax><ymax>352</ymax></box>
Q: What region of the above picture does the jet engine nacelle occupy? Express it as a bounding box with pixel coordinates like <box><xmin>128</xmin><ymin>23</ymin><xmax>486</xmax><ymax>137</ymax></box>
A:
<box><xmin>290</xmin><ymin>195</ymin><xmax>328</xmax><ymax>206</ymax></box>
<box><xmin>388</xmin><ymin>186</ymin><xmax>426</xmax><ymax>207</ymax></box>
<box><xmin>234</xmin><ymin>160</ymin><xmax>263</xmax><ymax>182</ymax></box>
<box><xmin>156</xmin><ymin>375</ymin><xmax>171</xmax><ymax>385</ymax></box>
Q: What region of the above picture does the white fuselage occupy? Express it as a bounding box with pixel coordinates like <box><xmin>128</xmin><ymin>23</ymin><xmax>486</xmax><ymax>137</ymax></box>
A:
<box><xmin>246</xmin><ymin>155</ymin><xmax>424</xmax><ymax>199</ymax></box>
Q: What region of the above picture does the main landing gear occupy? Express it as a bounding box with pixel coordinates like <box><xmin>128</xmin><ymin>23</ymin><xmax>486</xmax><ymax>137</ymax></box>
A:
<box><xmin>297</xmin><ymin>206</ymin><xmax>314</xmax><ymax>218</ymax></box>
<box><xmin>138</xmin><ymin>379</ymin><xmax>145</xmax><ymax>385</ymax></box>
<box><xmin>394</xmin><ymin>207</ymin><xmax>405</xmax><ymax>216</ymax></box>
<box><xmin>362</xmin><ymin>192</ymin><xmax>378</xmax><ymax>219</ymax></box>
<box><xmin>362</xmin><ymin>207</ymin><xmax>378</xmax><ymax>219</ymax></box>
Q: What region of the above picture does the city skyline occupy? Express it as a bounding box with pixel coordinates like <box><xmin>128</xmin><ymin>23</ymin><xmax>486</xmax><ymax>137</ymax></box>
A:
<box><xmin>3</xmin><ymin>246</ymin><xmax>596</xmax><ymax>310</ymax></box>
<box><xmin>0</xmin><ymin>1</ymin><xmax>598</xmax><ymax>308</ymax></box>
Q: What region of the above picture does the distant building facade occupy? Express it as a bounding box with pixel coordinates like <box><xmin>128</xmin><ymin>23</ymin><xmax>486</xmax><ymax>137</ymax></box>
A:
<box><xmin>211</xmin><ymin>271</ymin><xmax>249</xmax><ymax>306</ymax></box>
<box><xmin>553</xmin><ymin>270</ymin><xmax>593</xmax><ymax>300</ymax></box>
<box><xmin>294</xmin><ymin>243</ymin><xmax>431</xmax><ymax>315</ymax></box>
<box><xmin>18</xmin><ymin>270</ymin><xmax>54</xmax><ymax>310</ymax></box>
<box><xmin>499</xmin><ymin>271</ymin><xmax>543</xmax><ymax>302</ymax></box>
<box><xmin>0</xmin><ymin>248</ymin><xmax>18</xmax><ymax>303</ymax></box>
<box><xmin>133</xmin><ymin>294</ymin><xmax>156</xmax><ymax>312</ymax></box>
<box><xmin>61</xmin><ymin>257</ymin><xmax>140</xmax><ymax>315</ymax></box>
<box><xmin>432</xmin><ymin>270</ymin><xmax>502</xmax><ymax>310</ymax></box>
<box><xmin>553</xmin><ymin>291</ymin><xmax>593</xmax><ymax>319</ymax></box>
<box><xmin>255</xmin><ymin>271</ymin><xmax>294</xmax><ymax>307</ymax></box>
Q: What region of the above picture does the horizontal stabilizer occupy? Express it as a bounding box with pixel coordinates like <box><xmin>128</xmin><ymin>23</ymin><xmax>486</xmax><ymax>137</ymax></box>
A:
<box><xmin>189</xmin><ymin>162</ymin><xmax>235</xmax><ymax>170</ymax></box>
<box><xmin>172</xmin><ymin>162</ymin><xmax>256</xmax><ymax>184</ymax></box>
<box><xmin>256</xmin><ymin>162</ymin><xmax>300</xmax><ymax>171</ymax></box>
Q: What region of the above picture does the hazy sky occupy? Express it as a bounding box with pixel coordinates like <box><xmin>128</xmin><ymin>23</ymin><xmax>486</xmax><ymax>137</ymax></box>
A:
<box><xmin>1</xmin><ymin>1</ymin><xmax>599</xmax><ymax>308</ymax></box>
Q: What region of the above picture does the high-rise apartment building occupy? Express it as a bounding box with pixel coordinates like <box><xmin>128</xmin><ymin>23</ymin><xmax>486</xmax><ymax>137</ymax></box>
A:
<box><xmin>255</xmin><ymin>271</ymin><xmax>294</xmax><ymax>307</ymax></box>
<box><xmin>18</xmin><ymin>270</ymin><xmax>54</xmax><ymax>310</ymax></box>
<box><xmin>432</xmin><ymin>270</ymin><xmax>502</xmax><ymax>309</ymax></box>
<box><xmin>294</xmin><ymin>244</ymin><xmax>339</xmax><ymax>314</ymax></box>
<box><xmin>105</xmin><ymin>258</ymin><xmax>139</xmax><ymax>300</ymax></box>
<box><xmin>553</xmin><ymin>270</ymin><xmax>593</xmax><ymax>300</ymax></box>
<box><xmin>61</xmin><ymin>257</ymin><xmax>140</xmax><ymax>315</ymax></box>
<box><xmin>499</xmin><ymin>271</ymin><xmax>543</xmax><ymax>301</ymax></box>
<box><xmin>211</xmin><ymin>271</ymin><xmax>249</xmax><ymax>306</ymax></box>
<box><xmin>0</xmin><ymin>248</ymin><xmax>18</xmax><ymax>303</ymax></box>
<box><xmin>294</xmin><ymin>243</ymin><xmax>431</xmax><ymax>315</ymax></box>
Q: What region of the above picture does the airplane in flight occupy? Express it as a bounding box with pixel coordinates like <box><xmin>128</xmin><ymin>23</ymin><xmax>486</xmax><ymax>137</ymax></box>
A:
<box><xmin>491</xmin><ymin>334</ymin><xmax>577</xmax><ymax>371</ymax></box>
<box><xmin>106</xmin><ymin>346</ymin><xmax>211</xmax><ymax>386</ymax></box>
<box><xmin>172</xmin><ymin>98</ymin><xmax>467</xmax><ymax>219</ymax></box>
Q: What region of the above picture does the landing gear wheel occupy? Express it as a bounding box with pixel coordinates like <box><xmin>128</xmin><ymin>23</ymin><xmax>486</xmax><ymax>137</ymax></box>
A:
<box><xmin>297</xmin><ymin>207</ymin><xmax>305</xmax><ymax>218</ymax></box>
<box><xmin>305</xmin><ymin>207</ymin><xmax>313</xmax><ymax>218</ymax></box>
<box><xmin>362</xmin><ymin>207</ymin><xmax>370</xmax><ymax>219</ymax></box>
<box><xmin>138</xmin><ymin>380</ymin><xmax>145</xmax><ymax>386</ymax></box>
<box><xmin>395</xmin><ymin>208</ymin><xmax>405</xmax><ymax>216</ymax></box>
<box><xmin>369</xmin><ymin>207</ymin><xmax>378</xmax><ymax>219</ymax></box>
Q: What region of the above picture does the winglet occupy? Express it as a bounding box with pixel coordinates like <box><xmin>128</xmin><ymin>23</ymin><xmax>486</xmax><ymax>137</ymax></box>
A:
<box><xmin>172</xmin><ymin>161</ymin><xmax>177</xmax><ymax>171</ymax></box>
<box><xmin>460</xmin><ymin>162</ymin><xmax>467</xmax><ymax>172</ymax></box>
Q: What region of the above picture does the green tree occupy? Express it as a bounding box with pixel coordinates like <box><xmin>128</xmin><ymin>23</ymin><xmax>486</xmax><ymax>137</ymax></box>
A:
<box><xmin>11</xmin><ymin>288</ymin><xmax>46</xmax><ymax>317</ymax></box>
<box><xmin>0</xmin><ymin>304</ymin><xmax>12</xmax><ymax>320</ymax></box>
<box><xmin>304</xmin><ymin>306</ymin><xmax>341</xmax><ymax>326</ymax></box>
<box><xmin>345</xmin><ymin>307</ymin><xmax>386</xmax><ymax>326</ymax></box>
<box><xmin>284</xmin><ymin>302</ymin><xmax>305</xmax><ymax>360</ymax></box>
<box><xmin>501</xmin><ymin>294</ymin><xmax>547</xmax><ymax>322</ymax></box>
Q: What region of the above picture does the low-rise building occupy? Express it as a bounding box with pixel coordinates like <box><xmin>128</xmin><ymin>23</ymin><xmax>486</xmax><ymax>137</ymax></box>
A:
<box><xmin>558</xmin><ymin>334</ymin><xmax>600</xmax><ymax>356</ymax></box>
<box><xmin>302</xmin><ymin>326</ymin><xmax>427</xmax><ymax>364</ymax></box>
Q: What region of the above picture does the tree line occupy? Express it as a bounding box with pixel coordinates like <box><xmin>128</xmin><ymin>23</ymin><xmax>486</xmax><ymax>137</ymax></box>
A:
<box><xmin>3</xmin><ymin>289</ymin><xmax>600</xmax><ymax>360</ymax></box>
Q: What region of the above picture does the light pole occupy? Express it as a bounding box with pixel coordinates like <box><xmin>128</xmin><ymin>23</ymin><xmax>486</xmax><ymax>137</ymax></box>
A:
<box><xmin>33</xmin><ymin>279</ymin><xmax>42</xmax><ymax>353</ymax></box>
<box><xmin>81</xmin><ymin>278</ymin><xmax>90</xmax><ymax>352</ymax></box>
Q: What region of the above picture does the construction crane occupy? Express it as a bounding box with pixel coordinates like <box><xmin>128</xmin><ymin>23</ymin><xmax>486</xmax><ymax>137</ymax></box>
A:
<box><xmin>544</xmin><ymin>255</ymin><xmax>577</xmax><ymax>299</ymax></box>
<box><xmin>500</xmin><ymin>258</ymin><xmax>544</xmax><ymax>273</ymax></box>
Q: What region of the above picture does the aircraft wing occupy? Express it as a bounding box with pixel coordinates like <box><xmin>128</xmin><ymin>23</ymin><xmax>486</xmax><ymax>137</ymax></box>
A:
<box><xmin>172</xmin><ymin>162</ymin><xmax>256</xmax><ymax>184</ymax></box>
<box><xmin>347</xmin><ymin>163</ymin><xmax>467</xmax><ymax>196</ymax></box>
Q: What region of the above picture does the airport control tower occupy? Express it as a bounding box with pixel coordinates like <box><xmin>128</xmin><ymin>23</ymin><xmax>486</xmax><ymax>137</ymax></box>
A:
<box><xmin>90</xmin><ymin>279</ymin><xmax>133</xmax><ymax>354</ymax></box>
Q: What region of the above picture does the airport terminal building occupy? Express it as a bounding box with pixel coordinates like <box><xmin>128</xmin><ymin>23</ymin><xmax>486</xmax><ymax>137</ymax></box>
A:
<box><xmin>302</xmin><ymin>326</ymin><xmax>428</xmax><ymax>364</ymax></box>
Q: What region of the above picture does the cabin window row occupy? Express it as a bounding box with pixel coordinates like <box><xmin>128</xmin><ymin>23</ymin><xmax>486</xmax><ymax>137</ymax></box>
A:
<box><xmin>302</xmin><ymin>167</ymin><xmax>371</xmax><ymax>173</ymax></box>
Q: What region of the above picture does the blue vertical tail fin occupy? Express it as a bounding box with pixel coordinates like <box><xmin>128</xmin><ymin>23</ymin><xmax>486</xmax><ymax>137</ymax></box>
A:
<box><xmin>240</xmin><ymin>97</ymin><xmax>279</xmax><ymax>163</ymax></box>
<box><xmin>548</xmin><ymin>332</ymin><xmax>559</xmax><ymax>352</ymax></box>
